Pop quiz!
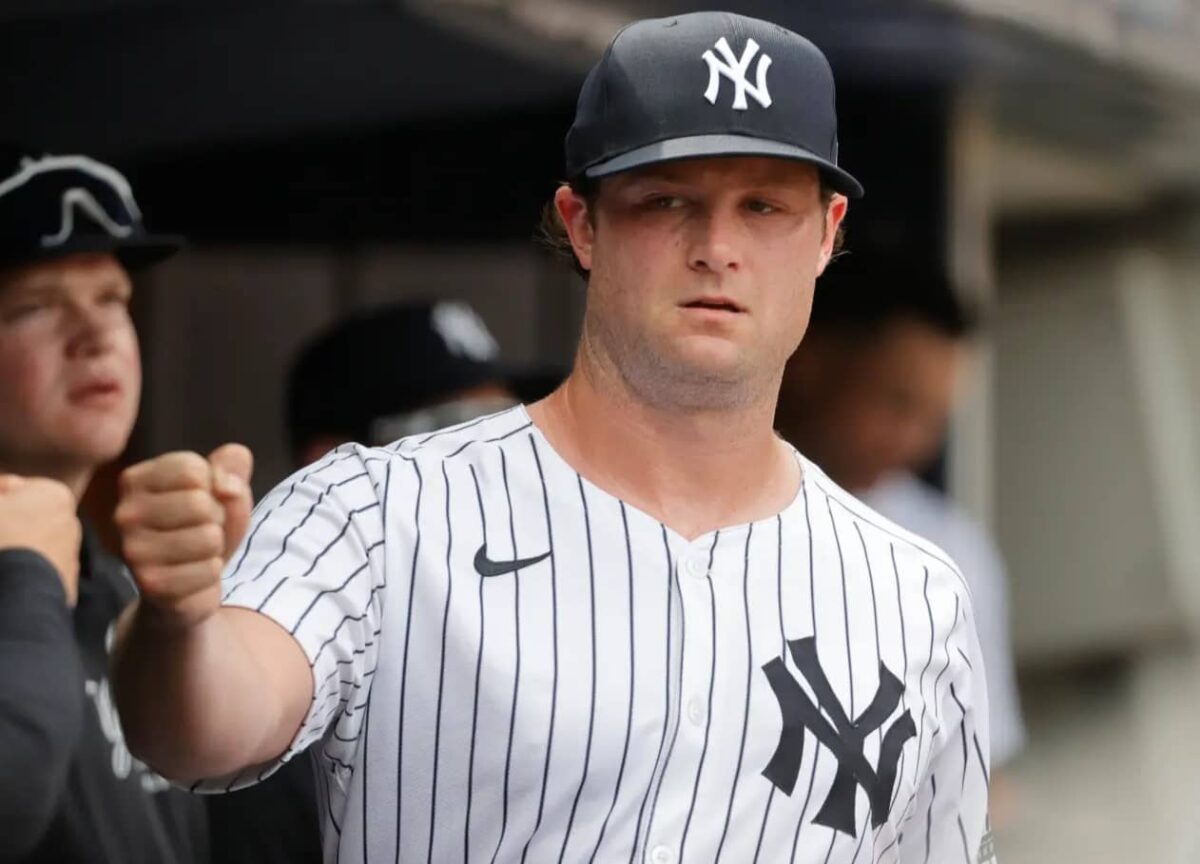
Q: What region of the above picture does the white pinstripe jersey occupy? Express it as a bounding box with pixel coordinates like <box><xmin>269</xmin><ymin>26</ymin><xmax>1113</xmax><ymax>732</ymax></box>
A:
<box><xmin>202</xmin><ymin>406</ymin><xmax>993</xmax><ymax>863</ymax></box>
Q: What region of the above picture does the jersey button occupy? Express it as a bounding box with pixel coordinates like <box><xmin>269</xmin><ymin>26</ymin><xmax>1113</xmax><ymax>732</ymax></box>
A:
<box><xmin>648</xmin><ymin>845</ymin><xmax>676</xmax><ymax>864</ymax></box>
<box><xmin>684</xmin><ymin>554</ymin><xmax>708</xmax><ymax>579</ymax></box>
<box><xmin>687</xmin><ymin>696</ymin><xmax>707</xmax><ymax>726</ymax></box>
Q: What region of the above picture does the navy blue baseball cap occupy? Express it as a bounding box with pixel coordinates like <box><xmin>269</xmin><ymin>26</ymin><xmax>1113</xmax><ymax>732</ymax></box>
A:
<box><xmin>287</xmin><ymin>301</ymin><xmax>563</xmax><ymax>451</ymax></box>
<box><xmin>565</xmin><ymin>11</ymin><xmax>863</xmax><ymax>198</ymax></box>
<box><xmin>0</xmin><ymin>152</ymin><xmax>183</xmax><ymax>271</ymax></box>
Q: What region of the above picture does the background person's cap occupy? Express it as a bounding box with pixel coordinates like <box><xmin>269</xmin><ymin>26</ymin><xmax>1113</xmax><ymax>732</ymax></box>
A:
<box><xmin>0</xmin><ymin>151</ymin><xmax>184</xmax><ymax>271</ymax></box>
<box><xmin>565</xmin><ymin>11</ymin><xmax>863</xmax><ymax>198</ymax></box>
<box><xmin>286</xmin><ymin>300</ymin><xmax>563</xmax><ymax>452</ymax></box>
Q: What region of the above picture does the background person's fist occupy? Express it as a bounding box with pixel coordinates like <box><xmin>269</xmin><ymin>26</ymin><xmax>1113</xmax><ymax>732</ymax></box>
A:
<box><xmin>0</xmin><ymin>475</ymin><xmax>82</xmax><ymax>605</ymax></box>
<box><xmin>115</xmin><ymin>444</ymin><xmax>254</xmax><ymax>628</ymax></box>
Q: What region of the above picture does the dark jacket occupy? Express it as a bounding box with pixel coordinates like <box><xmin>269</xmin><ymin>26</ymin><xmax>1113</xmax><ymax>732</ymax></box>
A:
<box><xmin>0</xmin><ymin>529</ymin><xmax>320</xmax><ymax>864</ymax></box>
<box><xmin>206</xmin><ymin>755</ymin><xmax>321</xmax><ymax>864</ymax></box>
<box><xmin>0</xmin><ymin>550</ymin><xmax>86</xmax><ymax>861</ymax></box>
<box><xmin>12</xmin><ymin>528</ymin><xmax>209</xmax><ymax>864</ymax></box>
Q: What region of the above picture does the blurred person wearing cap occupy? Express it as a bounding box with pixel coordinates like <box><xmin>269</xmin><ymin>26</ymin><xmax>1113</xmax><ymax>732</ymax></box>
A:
<box><xmin>110</xmin><ymin>12</ymin><xmax>994</xmax><ymax>863</ymax></box>
<box><xmin>288</xmin><ymin>299</ymin><xmax>558</xmax><ymax>464</ymax></box>
<box><xmin>0</xmin><ymin>151</ymin><xmax>208</xmax><ymax>863</ymax></box>
<box><xmin>776</xmin><ymin>256</ymin><xmax>1025</xmax><ymax>812</ymax></box>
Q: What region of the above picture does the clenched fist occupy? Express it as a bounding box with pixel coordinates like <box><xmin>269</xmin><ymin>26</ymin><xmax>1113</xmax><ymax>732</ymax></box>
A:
<box><xmin>115</xmin><ymin>444</ymin><xmax>254</xmax><ymax>628</ymax></box>
<box><xmin>0</xmin><ymin>476</ymin><xmax>82</xmax><ymax>605</ymax></box>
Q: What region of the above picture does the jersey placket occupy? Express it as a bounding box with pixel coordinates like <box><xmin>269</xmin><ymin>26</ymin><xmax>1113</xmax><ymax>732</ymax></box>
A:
<box><xmin>643</xmin><ymin>536</ymin><xmax>719</xmax><ymax>864</ymax></box>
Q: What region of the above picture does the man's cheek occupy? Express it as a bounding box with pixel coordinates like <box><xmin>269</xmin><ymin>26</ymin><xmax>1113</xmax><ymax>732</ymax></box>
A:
<box><xmin>0</xmin><ymin>355</ymin><xmax>45</xmax><ymax>410</ymax></box>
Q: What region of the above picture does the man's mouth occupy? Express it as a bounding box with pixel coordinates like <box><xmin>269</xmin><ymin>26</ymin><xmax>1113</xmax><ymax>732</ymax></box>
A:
<box><xmin>681</xmin><ymin>296</ymin><xmax>745</xmax><ymax>313</ymax></box>
<box><xmin>69</xmin><ymin>379</ymin><xmax>122</xmax><ymax>403</ymax></box>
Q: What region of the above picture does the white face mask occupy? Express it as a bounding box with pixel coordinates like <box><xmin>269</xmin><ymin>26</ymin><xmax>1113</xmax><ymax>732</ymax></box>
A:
<box><xmin>369</xmin><ymin>394</ymin><xmax>520</xmax><ymax>443</ymax></box>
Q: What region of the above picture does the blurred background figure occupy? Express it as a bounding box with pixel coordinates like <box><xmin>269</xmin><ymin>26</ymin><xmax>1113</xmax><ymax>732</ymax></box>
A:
<box><xmin>776</xmin><ymin>253</ymin><xmax>1025</xmax><ymax>804</ymax></box>
<box><xmin>0</xmin><ymin>475</ymin><xmax>84</xmax><ymax>863</ymax></box>
<box><xmin>0</xmin><ymin>149</ymin><xmax>207</xmax><ymax>863</ymax></box>
<box><xmin>287</xmin><ymin>298</ymin><xmax>562</xmax><ymax>462</ymax></box>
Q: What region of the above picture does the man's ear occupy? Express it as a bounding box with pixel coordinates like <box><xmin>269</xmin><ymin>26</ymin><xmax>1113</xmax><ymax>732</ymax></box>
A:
<box><xmin>817</xmin><ymin>194</ymin><xmax>849</xmax><ymax>276</ymax></box>
<box><xmin>554</xmin><ymin>185</ymin><xmax>595</xmax><ymax>272</ymax></box>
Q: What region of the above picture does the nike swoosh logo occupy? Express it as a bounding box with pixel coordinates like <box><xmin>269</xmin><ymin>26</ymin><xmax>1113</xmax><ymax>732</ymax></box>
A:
<box><xmin>473</xmin><ymin>544</ymin><xmax>552</xmax><ymax>578</ymax></box>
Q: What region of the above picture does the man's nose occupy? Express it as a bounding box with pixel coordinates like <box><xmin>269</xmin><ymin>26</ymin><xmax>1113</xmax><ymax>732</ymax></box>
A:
<box><xmin>687</xmin><ymin>206</ymin><xmax>744</xmax><ymax>274</ymax></box>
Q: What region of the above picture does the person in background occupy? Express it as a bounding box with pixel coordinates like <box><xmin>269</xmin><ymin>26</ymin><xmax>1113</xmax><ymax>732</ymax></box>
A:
<box><xmin>0</xmin><ymin>150</ymin><xmax>208</xmax><ymax>863</ymax></box>
<box><xmin>776</xmin><ymin>252</ymin><xmax>1026</xmax><ymax>784</ymax></box>
<box><xmin>0</xmin><ymin>475</ymin><xmax>84</xmax><ymax>862</ymax></box>
<box><xmin>286</xmin><ymin>298</ymin><xmax>561</xmax><ymax>464</ymax></box>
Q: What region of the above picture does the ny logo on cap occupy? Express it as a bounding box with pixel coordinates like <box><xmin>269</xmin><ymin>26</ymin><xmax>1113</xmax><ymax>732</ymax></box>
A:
<box><xmin>431</xmin><ymin>301</ymin><xmax>499</xmax><ymax>362</ymax></box>
<box><xmin>702</xmin><ymin>36</ymin><xmax>773</xmax><ymax>111</ymax></box>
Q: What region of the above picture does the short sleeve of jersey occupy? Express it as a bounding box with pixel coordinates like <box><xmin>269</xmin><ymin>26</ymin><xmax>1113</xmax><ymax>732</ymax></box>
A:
<box><xmin>898</xmin><ymin>566</ymin><xmax>995</xmax><ymax>863</ymax></box>
<box><xmin>194</xmin><ymin>446</ymin><xmax>390</xmax><ymax>790</ymax></box>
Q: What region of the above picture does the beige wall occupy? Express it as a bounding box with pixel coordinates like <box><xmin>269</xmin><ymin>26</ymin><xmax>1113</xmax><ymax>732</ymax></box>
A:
<box><xmin>990</xmin><ymin>213</ymin><xmax>1200</xmax><ymax>862</ymax></box>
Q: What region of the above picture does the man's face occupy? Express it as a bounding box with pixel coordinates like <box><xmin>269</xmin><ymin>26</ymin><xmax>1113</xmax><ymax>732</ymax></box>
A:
<box><xmin>0</xmin><ymin>253</ymin><xmax>141</xmax><ymax>476</ymax></box>
<box><xmin>780</xmin><ymin>317</ymin><xmax>968</xmax><ymax>492</ymax></box>
<box><xmin>559</xmin><ymin>156</ymin><xmax>847</xmax><ymax>410</ymax></box>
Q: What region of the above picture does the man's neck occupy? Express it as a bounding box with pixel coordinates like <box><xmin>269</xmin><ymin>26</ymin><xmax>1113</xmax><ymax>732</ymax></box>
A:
<box><xmin>527</xmin><ymin>359</ymin><xmax>799</xmax><ymax>541</ymax></box>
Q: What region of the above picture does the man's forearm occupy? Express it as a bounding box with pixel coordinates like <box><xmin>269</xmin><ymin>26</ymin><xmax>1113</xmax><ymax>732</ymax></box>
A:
<box><xmin>112</xmin><ymin>603</ymin><xmax>312</xmax><ymax>784</ymax></box>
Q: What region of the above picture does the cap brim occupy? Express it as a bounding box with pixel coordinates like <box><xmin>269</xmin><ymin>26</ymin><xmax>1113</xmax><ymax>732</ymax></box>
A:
<box><xmin>583</xmin><ymin>134</ymin><xmax>864</xmax><ymax>198</ymax></box>
<box><xmin>0</xmin><ymin>233</ymin><xmax>185</xmax><ymax>273</ymax></box>
<box><xmin>112</xmin><ymin>234</ymin><xmax>186</xmax><ymax>271</ymax></box>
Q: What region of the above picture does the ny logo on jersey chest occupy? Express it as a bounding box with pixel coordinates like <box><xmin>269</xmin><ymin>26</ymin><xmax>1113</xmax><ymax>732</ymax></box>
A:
<box><xmin>761</xmin><ymin>636</ymin><xmax>915</xmax><ymax>837</ymax></box>
<box><xmin>702</xmin><ymin>36</ymin><xmax>773</xmax><ymax>110</ymax></box>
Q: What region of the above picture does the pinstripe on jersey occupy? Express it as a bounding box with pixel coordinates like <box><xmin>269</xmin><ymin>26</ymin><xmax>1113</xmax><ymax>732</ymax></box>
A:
<box><xmin>199</xmin><ymin>406</ymin><xmax>992</xmax><ymax>863</ymax></box>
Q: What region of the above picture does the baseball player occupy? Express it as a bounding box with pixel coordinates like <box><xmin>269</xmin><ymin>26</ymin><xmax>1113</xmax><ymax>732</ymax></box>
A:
<box><xmin>112</xmin><ymin>12</ymin><xmax>994</xmax><ymax>863</ymax></box>
<box><xmin>0</xmin><ymin>151</ymin><xmax>209</xmax><ymax>862</ymax></box>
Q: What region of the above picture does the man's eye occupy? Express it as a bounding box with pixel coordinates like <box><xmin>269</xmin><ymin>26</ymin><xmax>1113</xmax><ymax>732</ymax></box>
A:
<box><xmin>746</xmin><ymin>199</ymin><xmax>777</xmax><ymax>214</ymax></box>
<box><xmin>2</xmin><ymin>302</ymin><xmax>48</xmax><ymax>322</ymax></box>
<box><xmin>648</xmin><ymin>195</ymin><xmax>686</xmax><ymax>210</ymax></box>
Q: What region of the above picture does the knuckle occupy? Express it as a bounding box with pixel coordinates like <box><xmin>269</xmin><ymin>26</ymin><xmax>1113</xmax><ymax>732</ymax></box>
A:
<box><xmin>120</xmin><ymin>533</ymin><xmax>144</xmax><ymax>565</ymax></box>
<box><xmin>113</xmin><ymin>500</ymin><xmax>138</xmax><ymax>528</ymax></box>
<box><xmin>136</xmin><ymin>566</ymin><xmax>165</xmax><ymax>596</ymax></box>
<box><xmin>199</xmin><ymin>524</ymin><xmax>224</xmax><ymax>554</ymax></box>
<box><xmin>119</xmin><ymin>460</ymin><xmax>152</xmax><ymax>493</ymax></box>
<box><xmin>23</xmin><ymin>477</ymin><xmax>51</xmax><ymax>497</ymax></box>
<box><xmin>186</xmin><ymin>488</ymin><xmax>212</xmax><ymax>510</ymax></box>
<box><xmin>39</xmin><ymin>479</ymin><xmax>73</xmax><ymax>506</ymax></box>
<box><xmin>182</xmin><ymin>489</ymin><xmax>214</xmax><ymax>521</ymax></box>
<box><xmin>175</xmin><ymin>453</ymin><xmax>211</xmax><ymax>489</ymax></box>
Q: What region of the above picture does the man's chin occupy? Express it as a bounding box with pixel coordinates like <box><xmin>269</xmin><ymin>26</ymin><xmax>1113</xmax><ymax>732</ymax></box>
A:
<box><xmin>61</xmin><ymin>427</ymin><xmax>134</xmax><ymax>468</ymax></box>
<box><xmin>669</xmin><ymin>340</ymin><xmax>749</xmax><ymax>378</ymax></box>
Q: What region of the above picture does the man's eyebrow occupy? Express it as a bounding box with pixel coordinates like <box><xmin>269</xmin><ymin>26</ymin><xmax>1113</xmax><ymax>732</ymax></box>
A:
<box><xmin>0</xmin><ymin>281</ymin><xmax>61</xmax><ymax>301</ymax></box>
<box><xmin>95</xmin><ymin>278</ymin><xmax>132</xmax><ymax>294</ymax></box>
